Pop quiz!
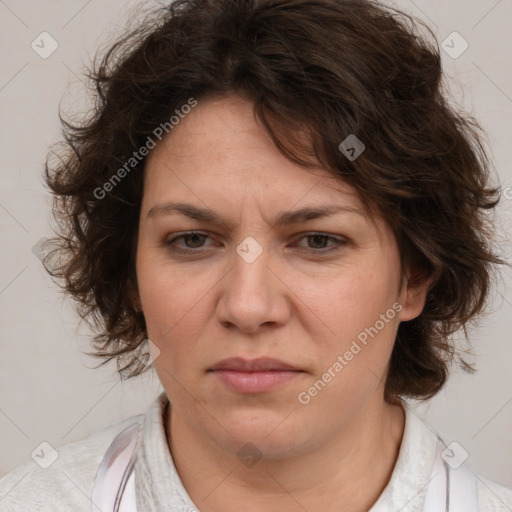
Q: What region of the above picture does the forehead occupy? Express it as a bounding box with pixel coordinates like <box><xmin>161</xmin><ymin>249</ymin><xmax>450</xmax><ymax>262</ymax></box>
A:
<box><xmin>142</xmin><ymin>94</ymin><xmax>386</xmax><ymax>239</ymax></box>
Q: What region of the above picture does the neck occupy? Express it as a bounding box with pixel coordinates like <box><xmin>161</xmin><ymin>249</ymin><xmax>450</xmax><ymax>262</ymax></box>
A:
<box><xmin>166</xmin><ymin>398</ymin><xmax>405</xmax><ymax>512</ymax></box>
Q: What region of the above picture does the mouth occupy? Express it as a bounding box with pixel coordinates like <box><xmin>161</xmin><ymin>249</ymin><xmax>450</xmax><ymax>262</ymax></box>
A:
<box><xmin>208</xmin><ymin>357</ymin><xmax>304</xmax><ymax>393</ymax></box>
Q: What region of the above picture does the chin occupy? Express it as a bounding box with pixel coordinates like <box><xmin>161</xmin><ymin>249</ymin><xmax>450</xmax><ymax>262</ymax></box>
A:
<box><xmin>211</xmin><ymin>408</ymin><xmax>310</xmax><ymax>458</ymax></box>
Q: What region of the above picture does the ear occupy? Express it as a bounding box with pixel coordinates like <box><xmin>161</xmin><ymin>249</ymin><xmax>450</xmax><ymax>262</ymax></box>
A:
<box><xmin>397</xmin><ymin>267</ymin><xmax>433</xmax><ymax>322</ymax></box>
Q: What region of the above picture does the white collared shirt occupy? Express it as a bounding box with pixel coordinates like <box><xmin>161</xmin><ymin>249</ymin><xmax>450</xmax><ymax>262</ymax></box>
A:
<box><xmin>1</xmin><ymin>391</ymin><xmax>511</xmax><ymax>511</ymax></box>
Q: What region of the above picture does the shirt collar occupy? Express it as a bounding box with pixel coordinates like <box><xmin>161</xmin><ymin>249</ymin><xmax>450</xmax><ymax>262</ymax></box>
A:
<box><xmin>135</xmin><ymin>392</ymin><xmax>439</xmax><ymax>511</ymax></box>
<box><xmin>134</xmin><ymin>391</ymin><xmax>199</xmax><ymax>512</ymax></box>
<box><xmin>369</xmin><ymin>402</ymin><xmax>439</xmax><ymax>511</ymax></box>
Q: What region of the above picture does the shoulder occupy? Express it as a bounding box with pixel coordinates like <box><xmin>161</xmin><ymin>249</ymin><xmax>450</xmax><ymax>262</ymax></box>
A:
<box><xmin>0</xmin><ymin>414</ymin><xmax>143</xmax><ymax>512</ymax></box>
<box><xmin>476</xmin><ymin>472</ymin><xmax>512</xmax><ymax>510</ymax></box>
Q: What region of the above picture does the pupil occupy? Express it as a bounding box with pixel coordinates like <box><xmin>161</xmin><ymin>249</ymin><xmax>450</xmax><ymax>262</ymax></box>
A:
<box><xmin>310</xmin><ymin>235</ymin><xmax>327</xmax><ymax>248</ymax></box>
<box><xmin>186</xmin><ymin>234</ymin><xmax>204</xmax><ymax>248</ymax></box>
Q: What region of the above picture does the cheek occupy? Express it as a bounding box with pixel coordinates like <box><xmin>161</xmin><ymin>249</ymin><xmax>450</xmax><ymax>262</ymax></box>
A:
<box><xmin>137</xmin><ymin>249</ymin><xmax>204</xmax><ymax>329</ymax></box>
<box><xmin>136</xmin><ymin>256</ymin><xmax>190</xmax><ymax>360</ymax></box>
<box><xmin>308</xmin><ymin>261</ymin><xmax>399</xmax><ymax>340</ymax></box>
<box><xmin>136</xmin><ymin>253</ymin><xmax>226</xmax><ymax>386</ymax></box>
<box><xmin>302</xmin><ymin>260</ymin><xmax>400</xmax><ymax>395</ymax></box>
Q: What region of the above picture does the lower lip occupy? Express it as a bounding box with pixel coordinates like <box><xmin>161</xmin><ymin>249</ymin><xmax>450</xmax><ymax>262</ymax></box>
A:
<box><xmin>210</xmin><ymin>370</ymin><xmax>302</xmax><ymax>393</ymax></box>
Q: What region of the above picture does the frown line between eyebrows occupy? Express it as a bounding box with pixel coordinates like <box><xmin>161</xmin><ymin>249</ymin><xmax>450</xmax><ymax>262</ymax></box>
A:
<box><xmin>146</xmin><ymin>201</ymin><xmax>365</xmax><ymax>230</ymax></box>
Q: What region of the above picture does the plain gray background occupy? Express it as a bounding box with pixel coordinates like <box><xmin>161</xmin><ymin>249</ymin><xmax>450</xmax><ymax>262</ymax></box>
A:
<box><xmin>1</xmin><ymin>0</ymin><xmax>511</xmax><ymax>487</ymax></box>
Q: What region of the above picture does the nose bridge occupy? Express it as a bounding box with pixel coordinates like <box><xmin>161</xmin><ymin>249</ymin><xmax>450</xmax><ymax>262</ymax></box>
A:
<box><xmin>231</xmin><ymin>193</ymin><xmax>275</xmax><ymax>272</ymax></box>
<box><xmin>217</xmin><ymin>232</ymin><xmax>288</xmax><ymax>331</ymax></box>
<box><xmin>232</xmin><ymin>233</ymin><xmax>273</xmax><ymax>294</ymax></box>
<box><xmin>227</xmin><ymin>187</ymin><xmax>290</xmax><ymax>290</ymax></box>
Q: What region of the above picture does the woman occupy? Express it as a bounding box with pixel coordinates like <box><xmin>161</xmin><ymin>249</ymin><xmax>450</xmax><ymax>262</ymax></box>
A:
<box><xmin>0</xmin><ymin>0</ymin><xmax>510</xmax><ymax>510</ymax></box>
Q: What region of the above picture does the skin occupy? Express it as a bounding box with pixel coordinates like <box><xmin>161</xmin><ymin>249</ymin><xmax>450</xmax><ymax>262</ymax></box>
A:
<box><xmin>135</xmin><ymin>94</ymin><xmax>431</xmax><ymax>512</ymax></box>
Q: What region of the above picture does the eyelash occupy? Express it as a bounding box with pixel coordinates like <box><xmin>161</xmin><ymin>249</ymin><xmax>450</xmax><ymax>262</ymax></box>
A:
<box><xmin>163</xmin><ymin>231</ymin><xmax>347</xmax><ymax>255</ymax></box>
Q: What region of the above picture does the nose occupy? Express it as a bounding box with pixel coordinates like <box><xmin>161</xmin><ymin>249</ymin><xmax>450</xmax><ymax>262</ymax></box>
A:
<box><xmin>216</xmin><ymin>237</ymin><xmax>291</xmax><ymax>334</ymax></box>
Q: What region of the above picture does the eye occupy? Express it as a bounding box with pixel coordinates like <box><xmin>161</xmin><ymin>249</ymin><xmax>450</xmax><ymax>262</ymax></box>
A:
<box><xmin>164</xmin><ymin>231</ymin><xmax>211</xmax><ymax>253</ymax></box>
<box><xmin>163</xmin><ymin>231</ymin><xmax>347</xmax><ymax>255</ymax></box>
<box><xmin>293</xmin><ymin>233</ymin><xmax>347</xmax><ymax>253</ymax></box>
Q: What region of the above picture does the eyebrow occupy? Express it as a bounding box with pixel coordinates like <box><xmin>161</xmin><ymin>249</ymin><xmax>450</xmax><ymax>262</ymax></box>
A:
<box><xmin>147</xmin><ymin>201</ymin><xmax>364</xmax><ymax>229</ymax></box>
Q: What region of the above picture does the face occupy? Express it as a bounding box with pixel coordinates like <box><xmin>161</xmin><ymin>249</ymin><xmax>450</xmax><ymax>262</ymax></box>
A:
<box><xmin>135</xmin><ymin>94</ymin><xmax>428</xmax><ymax>458</ymax></box>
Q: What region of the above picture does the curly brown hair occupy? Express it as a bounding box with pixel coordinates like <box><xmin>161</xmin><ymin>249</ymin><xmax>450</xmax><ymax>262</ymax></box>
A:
<box><xmin>43</xmin><ymin>0</ymin><xmax>507</xmax><ymax>403</ymax></box>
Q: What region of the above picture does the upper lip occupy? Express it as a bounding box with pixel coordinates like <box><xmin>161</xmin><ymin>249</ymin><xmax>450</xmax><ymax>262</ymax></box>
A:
<box><xmin>209</xmin><ymin>357</ymin><xmax>301</xmax><ymax>372</ymax></box>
